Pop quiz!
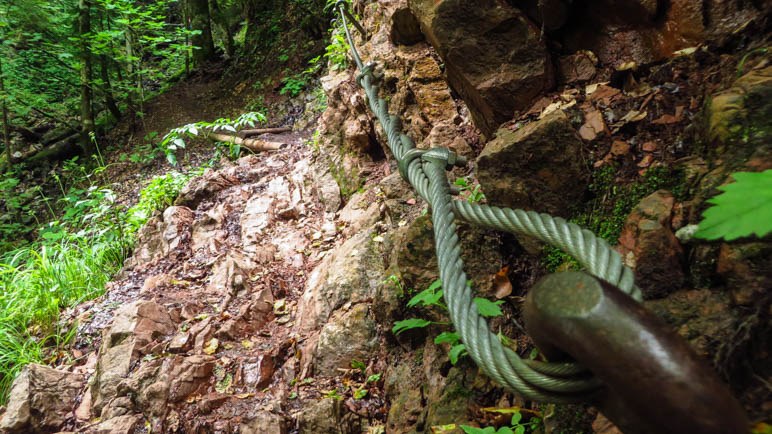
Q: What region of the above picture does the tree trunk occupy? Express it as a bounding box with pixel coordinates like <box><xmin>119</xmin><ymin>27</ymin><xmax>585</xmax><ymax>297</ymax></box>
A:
<box><xmin>100</xmin><ymin>55</ymin><xmax>121</xmax><ymax>121</ymax></box>
<box><xmin>79</xmin><ymin>0</ymin><xmax>95</xmax><ymax>153</ymax></box>
<box><xmin>206</xmin><ymin>132</ymin><xmax>286</xmax><ymax>152</ymax></box>
<box><xmin>0</xmin><ymin>55</ymin><xmax>11</xmax><ymax>166</ymax></box>
<box><xmin>186</xmin><ymin>0</ymin><xmax>216</xmax><ymax>64</ymax></box>
<box><xmin>209</xmin><ymin>0</ymin><xmax>234</xmax><ymax>57</ymax></box>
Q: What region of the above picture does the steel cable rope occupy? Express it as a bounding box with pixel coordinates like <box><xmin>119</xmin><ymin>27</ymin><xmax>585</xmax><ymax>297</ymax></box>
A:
<box><xmin>335</xmin><ymin>1</ymin><xmax>642</xmax><ymax>402</ymax></box>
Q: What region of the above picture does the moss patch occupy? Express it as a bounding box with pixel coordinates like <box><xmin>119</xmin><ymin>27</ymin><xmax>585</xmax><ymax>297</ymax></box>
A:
<box><xmin>542</xmin><ymin>165</ymin><xmax>685</xmax><ymax>272</ymax></box>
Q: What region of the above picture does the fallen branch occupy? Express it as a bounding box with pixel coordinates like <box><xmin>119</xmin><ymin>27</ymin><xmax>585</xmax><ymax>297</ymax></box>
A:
<box><xmin>206</xmin><ymin>132</ymin><xmax>287</xmax><ymax>152</ymax></box>
<box><xmin>237</xmin><ymin>126</ymin><xmax>292</xmax><ymax>137</ymax></box>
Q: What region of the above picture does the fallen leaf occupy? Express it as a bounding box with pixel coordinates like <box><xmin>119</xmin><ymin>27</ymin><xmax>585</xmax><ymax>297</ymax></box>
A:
<box><xmin>642</xmin><ymin>141</ymin><xmax>658</xmax><ymax>152</ymax></box>
<box><xmin>651</xmin><ymin>106</ymin><xmax>685</xmax><ymax>124</ymax></box>
<box><xmin>539</xmin><ymin>101</ymin><xmax>563</xmax><ymax>119</ymax></box>
<box><xmin>493</xmin><ymin>266</ymin><xmax>512</xmax><ymax>299</ymax></box>
<box><xmin>638</xmin><ymin>154</ymin><xmax>654</xmax><ymax>168</ymax></box>
<box><xmin>673</xmin><ymin>46</ymin><xmax>698</xmax><ymax>57</ymax></box>
<box><xmin>579</xmin><ymin>109</ymin><xmax>606</xmax><ymax>141</ymax></box>
<box><xmin>610</xmin><ymin>140</ymin><xmax>630</xmax><ymax>156</ymax></box>
<box><xmin>616</xmin><ymin>61</ymin><xmax>638</xmax><ymax>71</ymax></box>
<box><xmin>525</xmin><ymin>96</ymin><xmax>554</xmax><ymax>116</ymax></box>
<box><xmin>585</xmin><ymin>82</ymin><xmax>609</xmax><ymax>95</ymax></box>
<box><xmin>406</xmin><ymin>198</ymin><xmax>416</xmax><ymax>205</ymax></box>
<box><xmin>588</xmin><ymin>84</ymin><xmax>621</xmax><ymax>101</ymax></box>
<box><xmin>235</xmin><ymin>393</ymin><xmax>254</xmax><ymax>399</ymax></box>
<box><xmin>620</xmin><ymin>110</ymin><xmax>648</xmax><ymax>123</ymax></box>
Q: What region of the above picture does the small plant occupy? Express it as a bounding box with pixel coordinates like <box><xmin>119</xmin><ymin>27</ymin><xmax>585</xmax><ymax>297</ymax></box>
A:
<box><xmin>461</xmin><ymin>409</ymin><xmax>543</xmax><ymax>434</ymax></box>
<box><xmin>126</xmin><ymin>171</ymin><xmax>194</xmax><ymax>232</ymax></box>
<box><xmin>454</xmin><ymin>177</ymin><xmax>486</xmax><ymax>203</ymax></box>
<box><xmin>392</xmin><ymin>279</ymin><xmax>505</xmax><ymax>365</ymax></box>
<box><xmin>279</xmin><ymin>74</ymin><xmax>307</xmax><ymax>97</ymax></box>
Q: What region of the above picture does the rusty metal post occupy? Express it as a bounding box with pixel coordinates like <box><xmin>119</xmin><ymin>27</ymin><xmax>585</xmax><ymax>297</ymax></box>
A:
<box><xmin>523</xmin><ymin>272</ymin><xmax>749</xmax><ymax>434</ymax></box>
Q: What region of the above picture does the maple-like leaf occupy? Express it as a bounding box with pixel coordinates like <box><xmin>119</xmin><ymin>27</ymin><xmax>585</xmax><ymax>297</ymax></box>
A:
<box><xmin>695</xmin><ymin>170</ymin><xmax>772</xmax><ymax>241</ymax></box>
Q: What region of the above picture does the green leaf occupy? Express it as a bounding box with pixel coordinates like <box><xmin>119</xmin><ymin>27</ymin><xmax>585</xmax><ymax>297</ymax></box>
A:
<box><xmin>695</xmin><ymin>170</ymin><xmax>772</xmax><ymax>241</ymax></box>
<box><xmin>392</xmin><ymin>318</ymin><xmax>432</xmax><ymax>335</ymax></box>
<box><xmin>350</xmin><ymin>359</ymin><xmax>366</xmax><ymax>372</ymax></box>
<box><xmin>511</xmin><ymin>412</ymin><xmax>522</xmax><ymax>424</ymax></box>
<box><xmin>460</xmin><ymin>427</ymin><xmax>495</xmax><ymax>434</ymax></box>
<box><xmin>354</xmin><ymin>389</ymin><xmax>368</xmax><ymax>399</ymax></box>
<box><xmin>514</xmin><ymin>426</ymin><xmax>525</xmax><ymax>434</ymax></box>
<box><xmin>434</xmin><ymin>331</ymin><xmax>460</xmax><ymax>346</ymax></box>
<box><xmin>407</xmin><ymin>286</ymin><xmax>443</xmax><ymax>308</ymax></box>
<box><xmin>449</xmin><ymin>343</ymin><xmax>466</xmax><ymax>365</ymax></box>
<box><xmin>366</xmin><ymin>373</ymin><xmax>381</xmax><ymax>383</ymax></box>
<box><xmin>474</xmin><ymin>297</ymin><xmax>504</xmax><ymax>317</ymax></box>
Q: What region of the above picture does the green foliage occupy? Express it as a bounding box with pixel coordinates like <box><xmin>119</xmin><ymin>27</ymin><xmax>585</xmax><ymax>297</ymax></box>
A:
<box><xmin>461</xmin><ymin>410</ymin><xmax>543</xmax><ymax>434</ymax></box>
<box><xmin>695</xmin><ymin>170</ymin><xmax>772</xmax><ymax>240</ymax></box>
<box><xmin>393</xmin><ymin>279</ymin><xmax>505</xmax><ymax>365</ymax></box>
<box><xmin>126</xmin><ymin>171</ymin><xmax>194</xmax><ymax>232</ymax></box>
<box><xmin>280</xmin><ymin>74</ymin><xmax>307</xmax><ymax>97</ymax></box>
<box><xmin>474</xmin><ymin>297</ymin><xmax>504</xmax><ymax>318</ymax></box>
<box><xmin>407</xmin><ymin>279</ymin><xmax>443</xmax><ymax>308</ymax></box>
<box><xmin>160</xmin><ymin>112</ymin><xmax>266</xmax><ymax>164</ymax></box>
<box><xmin>392</xmin><ymin>318</ymin><xmax>433</xmax><ymax>335</ymax></box>
<box><xmin>454</xmin><ymin>177</ymin><xmax>486</xmax><ymax>204</ymax></box>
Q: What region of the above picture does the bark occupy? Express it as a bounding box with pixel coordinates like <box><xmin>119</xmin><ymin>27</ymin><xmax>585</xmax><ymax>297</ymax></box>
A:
<box><xmin>79</xmin><ymin>0</ymin><xmax>95</xmax><ymax>153</ymax></box>
<box><xmin>22</xmin><ymin>133</ymin><xmax>81</xmax><ymax>163</ymax></box>
<box><xmin>186</xmin><ymin>0</ymin><xmax>216</xmax><ymax>64</ymax></box>
<box><xmin>236</xmin><ymin>126</ymin><xmax>292</xmax><ymax>137</ymax></box>
<box><xmin>206</xmin><ymin>132</ymin><xmax>286</xmax><ymax>152</ymax></box>
<box><xmin>100</xmin><ymin>55</ymin><xmax>121</xmax><ymax>121</ymax></box>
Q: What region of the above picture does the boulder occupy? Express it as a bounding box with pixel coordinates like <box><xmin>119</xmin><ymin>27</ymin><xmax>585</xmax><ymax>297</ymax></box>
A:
<box><xmin>313</xmin><ymin>303</ymin><xmax>378</xmax><ymax>376</ymax></box>
<box><xmin>392</xmin><ymin>215</ymin><xmax>502</xmax><ymax>295</ymax></box>
<box><xmin>91</xmin><ymin>301</ymin><xmax>174</xmax><ymax>414</ymax></box>
<box><xmin>83</xmin><ymin>414</ymin><xmax>142</xmax><ymax>434</ymax></box>
<box><xmin>174</xmin><ymin>169</ymin><xmax>239</xmax><ymax>209</ymax></box>
<box><xmin>618</xmin><ymin>190</ymin><xmax>684</xmax><ymax>299</ymax></box>
<box><xmin>240</xmin><ymin>411</ymin><xmax>287</xmax><ymax>434</ymax></box>
<box><xmin>130</xmin><ymin>206</ymin><xmax>195</xmax><ymax>266</ymax></box>
<box><xmin>0</xmin><ymin>365</ymin><xmax>85</xmax><ymax>433</ymax></box>
<box><xmin>475</xmin><ymin>111</ymin><xmax>588</xmax><ymax>217</ymax></box>
<box><xmin>409</xmin><ymin>0</ymin><xmax>551</xmax><ymax>136</ymax></box>
<box><xmin>294</xmin><ymin>228</ymin><xmax>389</xmax><ymax>334</ymax></box>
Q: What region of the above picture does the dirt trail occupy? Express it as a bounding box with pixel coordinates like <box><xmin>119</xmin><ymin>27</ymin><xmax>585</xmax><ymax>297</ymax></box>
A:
<box><xmin>62</xmin><ymin>128</ymin><xmax>343</xmax><ymax>431</ymax></box>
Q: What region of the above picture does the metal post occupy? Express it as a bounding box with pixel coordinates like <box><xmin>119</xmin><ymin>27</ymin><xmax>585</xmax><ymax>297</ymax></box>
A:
<box><xmin>523</xmin><ymin>272</ymin><xmax>748</xmax><ymax>434</ymax></box>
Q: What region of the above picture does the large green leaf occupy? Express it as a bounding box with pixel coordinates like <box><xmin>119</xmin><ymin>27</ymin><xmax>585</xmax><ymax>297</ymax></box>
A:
<box><xmin>695</xmin><ymin>170</ymin><xmax>772</xmax><ymax>241</ymax></box>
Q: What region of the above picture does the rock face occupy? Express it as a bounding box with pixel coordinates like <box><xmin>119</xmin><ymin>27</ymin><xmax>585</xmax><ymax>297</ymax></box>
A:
<box><xmin>91</xmin><ymin>301</ymin><xmax>175</xmax><ymax>415</ymax></box>
<box><xmin>619</xmin><ymin>190</ymin><xmax>684</xmax><ymax>299</ymax></box>
<box><xmin>556</xmin><ymin>0</ymin><xmax>769</xmax><ymax>66</ymax></box>
<box><xmin>475</xmin><ymin>111</ymin><xmax>588</xmax><ymax>216</ymax></box>
<box><xmin>409</xmin><ymin>0</ymin><xmax>551</xmax><ymax>136</ymax></box>
<box><xmin>0</xmin><ymin>364</ymin><xmax>85</xmax><ymax>433</ymax></box>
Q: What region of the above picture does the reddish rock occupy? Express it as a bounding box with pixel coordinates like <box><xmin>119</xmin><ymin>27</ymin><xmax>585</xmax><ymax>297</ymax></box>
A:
<box><xmin>0</xmin><ymin>365</ymin><xmax>85</xmax><ymax>433</ymax></box>
<box><xmin>618</xmin><ymin>190</ymin><xmax>684</xmax><ymax>299</ymax></box>
<box><xmin>476</xmin><ymin>111</ymin><xmax>588</xmax><ymax>217</ymax></box>
<box><xmin>409</xmin><ymin>0</ymin><xmax>551</xmax><ymax>136</ymax></box>
<box><xmin>558</xmin><ymin>51</ymin><xmax>598</xmax><ymax>84</ymax></box>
